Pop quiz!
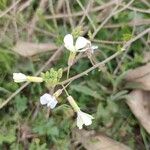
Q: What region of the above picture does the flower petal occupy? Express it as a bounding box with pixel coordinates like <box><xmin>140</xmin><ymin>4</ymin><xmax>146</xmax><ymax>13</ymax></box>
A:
<box><xmin>75</xmin><ymin>36</ymin><xmax>90</xmax><ymax>50</ymax></box>
<box><xmin>47</xmin><ymin>96</ymin><xmax>58</xmax><ymax>109</ymax></box>
<box><xmin>77</xmin><ymin>112</ymin><xmax>84</xmax><ymax>129</ymax></box>
<box><xmin>13</xmin><ymin>73</ymin><xmax>27</xmax><ymax>82</ymax></box>
<box><xmin>40</xmin><ymin>93</ymin><xmax>58</xmax><ymax>109</ymax></box>
<box><xmin>64</xmin><ymin>34</ymin><xmax>74</xmax><ymax>51</ymax></box>
<box><xmin>80</xmin><ymin>111</ymin><xmax>93</xmax><ymax>126</ymax></box>
<box><xmin>76</xmin><ymin>111</ymin><xmax>94</xmax><ymax>129</ymax></box>
<box><xmin>92</xmin><ymin>45</ymin><xmax>98</xmax><ymax>50</ymax></box>
<box><xmin>40</xmin><ymin>93</ymin><xmax>51</xmax><ymax>105</ymax></box>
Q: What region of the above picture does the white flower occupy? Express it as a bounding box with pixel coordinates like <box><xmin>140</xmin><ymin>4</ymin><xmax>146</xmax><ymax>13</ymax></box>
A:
<box><xmin>90</xmin><ymin>45</ymin><xmax>98</xmax><ymax>53</ymax></box>
<box><xmin>77</xmin><ymin>110</ymin><xmax>94</xmax><ymax>129</ymax></box>
<box><xmin>13</xmin><ymin>73</ymin><xmax>27</xmax><ymax>82</ymax></box>
<box><xmin>67</xmin><ymin>95</ymin><xmax>94</xmax><ymax>129</ymax></box>
<box><xmin>40</xmin><ymin>93</ymin><xmax>58</xmax><ymax>109</ymax></box>
<box><xmin>64</xmin><ymin>34</ymin><xmax>92</xmax><ymax>52</ymax></box>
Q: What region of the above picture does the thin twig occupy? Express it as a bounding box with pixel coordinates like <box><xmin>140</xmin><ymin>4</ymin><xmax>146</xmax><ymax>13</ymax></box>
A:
<box><xmin>78</xmin><ymin>1</ymin><xmax>92</xmax><ymax>26</ymax></box>
<box><xmin>12</xmin><ymin>0</ymin><xmax>19</xmax><ymax>42</ymax></box>
<box><xmin>113</xmin><ymin>10</ymin><xmax>137</xmax><ymax>74</ymax></box>
<box><xmin>92</xmin><ymin>0</ymin><xmax>135</xmax><ymax>38</ymax></box>
<box><xmin>120</xmin><ymin>4</ymin><xmax>150</xmax><ymax>14</ymax></box>
<box><xmin>92</xmin><ymin>4</ymin><xmax>119</xmax><ymax>38</ymax></box>
<box><xmin>0</xmin><ymin>0</ymin><xmax>21</xmax><ymax>18</ymax></box>
<box><xmin>45</xmin><ymin>0</ymin><xmax>121</xmax><ymax>19</ymax></box>
<box><xmin>56</xmin><ymin>0</ymin><xmax>65</xmax><ymax>12</ymax></box>
<box><xmin>61</xmin><ymin>51</ymin><xmax>122</xmax><ymax>85</ymax></box>
<box><xmin>104</xmin><ymin>19</ymin><xmax>150</xmax><ymax>28</ymax></box>
<box><xmin>49</xmin><ymin>0</ymin><xmax>58</xmax><ymax>29</ymax></box>
<box><xmin>114</xmin><ymin>0</ymin><xmax>135</xmax><ymax>15</ymax></box>
<box><xmin>0</xmin><ymin>20</ymin><xmax>10</xmax><ymax>43</ymax></box>
<box><xmin>92</xmin><ymin>39</ymin><xmax>124</xmax><ymax>44</ymax></box>
<box><xmin>0</xmin><ymin>12</ymin><xmax>57</xmax><ymax>38</ymax></box>
<box><xmin>18</xmin><ymin>0</ymin><xmax>33</xmax><ymax>12</ymax></box>
<box><xmin>27</xmin><ymin>0</ymin><xmax>48</xmax><ymax>41</ymax></box>
<box><xmin>141</xmin><ymin>0</ymin><xmax>150</xmax><ymax>7</ymax></box>
<box><xmin>76</xmin><ymin>0</ymin><xmax>96</xmax><ymax>31</ymax></box>
<box><xmin>0</xmin><ymin>47</ymin><xmax>63</xmax><ymax>109</ymax></box>
<box><xmin>65</xmin><ymin>0</ymin><xmax>74</xmax><ymax>30</ymax></box>
<box><xmin>123</xmin><ymin>28</ymin><xmax>150</xmax><ymax>49</ymax></box>
<box><xmin>61</xmin><ymin>28</ymin><xmax>150</xmax><ymax>85</ymax></box>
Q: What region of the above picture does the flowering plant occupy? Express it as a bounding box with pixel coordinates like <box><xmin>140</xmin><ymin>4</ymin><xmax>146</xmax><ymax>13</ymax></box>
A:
<box><xmin>13</xmin><ymin>34</ymin><xmax>97</xmax><ymax>129</ymax></box>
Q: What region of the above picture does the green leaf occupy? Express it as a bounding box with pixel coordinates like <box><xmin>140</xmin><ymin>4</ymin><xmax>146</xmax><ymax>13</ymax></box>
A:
<box><xmin>109</xmin><ymin>90</ymin><xmax>128</xmax><ymax>101</ymax></box>
<box><xmin>70</xmin><ymin>84</ymin><xmax>101</xmax><ymax>99</ymax></box>
<box><xmin>0</xmin><ymin>128</ymin><xmax>16</xmax><ymax>144</ymax></box>
<box><xmin>15</xmin><ymin>95</ymin><xmax>27</xmax><ymax>113</ymax></box>
<box><xmin>29</xmin><ymin>138</ymin><xmax>48</xmax><ymax>150</ymax></box>
<box><xmin>33</xmin><ymin>118</ymin><xmax>59</xmax><ymax>137</ymax></box>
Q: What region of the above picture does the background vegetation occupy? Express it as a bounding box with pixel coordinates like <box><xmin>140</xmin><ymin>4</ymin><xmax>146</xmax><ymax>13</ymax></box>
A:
<box><xmin>0</xmin><ymin>0</ymin><xmax>150</xmax><ymax>149</ymax></box>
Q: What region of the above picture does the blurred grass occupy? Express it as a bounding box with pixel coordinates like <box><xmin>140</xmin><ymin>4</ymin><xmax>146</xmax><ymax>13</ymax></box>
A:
<box><xmin>0</xmin><ymin>0</ymin><xmax>150</xmax><ymax>149</ymax></box>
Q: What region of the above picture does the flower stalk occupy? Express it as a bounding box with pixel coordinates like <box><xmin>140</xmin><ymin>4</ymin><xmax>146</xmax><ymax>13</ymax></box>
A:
<box><xmin>68</xmin><ymin>52</ymin><xmax>76</xmax><ymax>66</ymax></box>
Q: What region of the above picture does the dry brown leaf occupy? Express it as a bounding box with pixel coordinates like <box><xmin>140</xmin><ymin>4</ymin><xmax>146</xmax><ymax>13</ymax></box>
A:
<box><xmin>73</xmin><ymin>129</ymin><xmax>131</xmax><ymax>150</ymax></box>
<box><xmin>125</xmin><ymin>63</ymin><xmax>150</xmax><ymax>90</ymax></box>
<box><xmin>125</xmin><ymin>63</ymin><xmax>150</xmax><ymax>134</ymax></box>
<box><xmin>13</xmin><ymin>41</ymin><xmax>57</xmax><ymax>57</ymax></box>
<box><xmin>126</xmin><ymin>90</ymin><xmax>150</xmax><ymax>134</ymax></box>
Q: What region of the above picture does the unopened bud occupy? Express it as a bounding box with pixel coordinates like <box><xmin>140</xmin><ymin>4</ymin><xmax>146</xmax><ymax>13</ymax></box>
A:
<box><xmin>53</xmin><ymin>89</ymin><xmax>63</xmax><ymax>98</ymax></box>
<box><xmin>67</xmin><ymin>96</ymin><xmax>80</xmax><ymax>112</ymax></box>
<box><xmin>27</xmin><ymin>76</ymin><xmax>43</xmax><ymax>82</ymax></box>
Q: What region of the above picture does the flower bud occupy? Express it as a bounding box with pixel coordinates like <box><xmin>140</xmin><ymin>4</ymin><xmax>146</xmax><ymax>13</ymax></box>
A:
<box><xmin>27</xmin><ymin>76</ymin><xmax>43</xmax><ymax>82</ymax></box>
<box><xmin>67</xmin><ymin>96</ymin><xmax>80</xmax><ymax>112</ymax></box>
<box><xmin>13</xmin><ymin>73</ymin><xmax>27</xmax><ymax>82</ymax></box>
<box><xmin>53</xmin><ymin>89</ymin><xmax>63</xmax><ymax>98</ymax></box>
